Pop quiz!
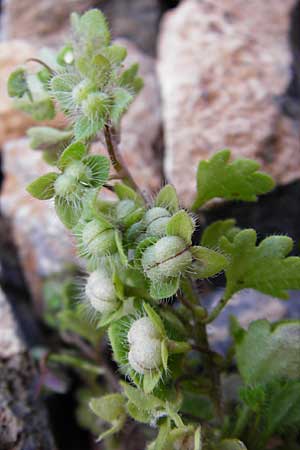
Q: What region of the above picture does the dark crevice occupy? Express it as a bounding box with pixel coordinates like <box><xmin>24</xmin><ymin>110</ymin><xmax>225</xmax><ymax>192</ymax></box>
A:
<box><xmin>158</xmin><ymin>0</ymin><xmax>180</xmax><ymax>13</ymax></box>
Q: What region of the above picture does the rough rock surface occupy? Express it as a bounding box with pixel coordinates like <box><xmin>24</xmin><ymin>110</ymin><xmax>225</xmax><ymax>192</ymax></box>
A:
<box><xmin>158</xmin><ymin>0</ymin><xmax>300</xmax><ymax>207</ymax></box>
<box><xmin>0</xmin><ymin>139</ymin><xmax>76</xmax><ymax>311</ymax></box>
<box><xmin>1</xmin><ymin>0</ymin><xmax>97</xmax><ymax>45</ymax></box>
<box><xmin>101</xmin><ymin>0</ymin><xmax>160</xmax><ymax>54</ymax></box>
<box><xmin>0</xmin><ymin>287</ymin><xmax>55</xmax><ymax>449</ymax></box>
<box><xmin>92</xmin><ymin>38</ymin><xmax>162</xmax><ymax>195</ymax></box>
<box><xmin>205</xmin><ymin>288</ymin><xmax>287</xmax><ymax>353</ymax></box>
<box><xmin>0</xmin><ymin>40</ymin><xmax>67</xmax><ymax>147</ymax></box>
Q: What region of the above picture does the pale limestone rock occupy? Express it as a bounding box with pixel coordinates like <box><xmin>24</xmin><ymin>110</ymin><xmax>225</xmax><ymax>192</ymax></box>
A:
<box><xmin>158</xmin><ymin>0</ymin><xmax>299</xmax><ymax>207</ymax></box>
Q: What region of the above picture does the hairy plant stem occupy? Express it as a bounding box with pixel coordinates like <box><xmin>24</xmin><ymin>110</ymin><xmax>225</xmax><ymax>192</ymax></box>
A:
<box><xmin>180</xmin><ymin>279</ymin><xmax>224</xmax><ymax>422</ymax></box>
<box><xmin>103</xmin><ymin>124</ymin><xmax>147</xmax><ymax>203</ymax></box>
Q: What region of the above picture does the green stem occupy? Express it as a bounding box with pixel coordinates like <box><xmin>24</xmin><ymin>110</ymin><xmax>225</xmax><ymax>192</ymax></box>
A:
<box><xmin>179</xmin><ymin>279</ymin><xmax>224</xmax><ymax>422</ymax></box>
<box><xmin>103</xmin><ymin>124</ymin><xmax>147</xmax><ymax>203</ymax></box>
<box><xmin>232</xmin><ymin>405</ymin><xmax>251</xmax><ymax>438</ymax></box>
<box><xmin>202</xmin><ymin>295</ymin><xmax>231</xmax><ymax>324</ymax></box>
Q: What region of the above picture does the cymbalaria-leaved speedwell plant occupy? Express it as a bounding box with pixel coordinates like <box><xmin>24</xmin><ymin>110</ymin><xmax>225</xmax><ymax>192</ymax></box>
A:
<box><xmin>8</xmin><ymin>9</ymin><xmax>300</xmax><ymax>450</ymax></box>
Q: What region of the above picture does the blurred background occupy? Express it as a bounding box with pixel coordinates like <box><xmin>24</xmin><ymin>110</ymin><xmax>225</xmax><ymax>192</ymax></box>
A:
<box><xmin>0</xmin><ymin>0</ymin><xmax>300</xmax><ymax>449</ymax></box>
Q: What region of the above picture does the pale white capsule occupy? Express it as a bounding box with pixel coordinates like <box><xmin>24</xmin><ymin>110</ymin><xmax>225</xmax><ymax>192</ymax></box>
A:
<box><xmin>127</xmin><ymin>317</ymin><xmax>160</xmax><ymax>346</ymax></box>
<box><xmin>128</xmin><ymin>339</ymin><xmax>162</xmax><ymax>374</ymax></box>
<box><xmin>85</xmin><ymin>269</ymin><xmax>118</xmax><ymax>314</ymax></box>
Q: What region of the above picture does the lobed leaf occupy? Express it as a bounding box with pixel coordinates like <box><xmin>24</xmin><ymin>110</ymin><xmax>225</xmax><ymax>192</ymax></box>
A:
<box><xmin>236</xmin><ymin>320</ymin><xmax>300</xmax><ymax>385</ymax></box>
<box><xmin>220</xmin><ymin>229</ymin><xmax>300</xmax><ymax>300</ymax></box>
<box><xmin>192</xmin><ymin>150</ymin><xmax>275</xmax><ymax>210</ymax></box>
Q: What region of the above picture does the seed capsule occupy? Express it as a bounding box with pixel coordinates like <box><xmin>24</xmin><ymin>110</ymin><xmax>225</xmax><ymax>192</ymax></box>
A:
<box><xmin>144</xmin><ymin>207</ymin><xmax>171</xmax><ymax>237</ymax></box>
<box><xmin>142</xmin><ymin>236</ymin><xmax>192</xmax><ymax>281</ymax></box>
<box><xmin>127</xmin><ymin>317</ymin><xmax>160</xmax><ymax>346</ymax></box>
<box><xmin>72</xmin><ymin>79</ymin><xmax>95</xmax><ymax>105</ymax></box>
<box><xmin>127</xmin><ymin>317</ymin><xmax>162</xmax><ymax>374</ymax></box>
<box><xmin>64</xmin><ymin>160</ymin><xmax>91</xmax><ymax>182</ymax></box>
<box><xmin>54</xmin><ymin>173</ymin><xmax>79</xmax><ymax>197</ymax></box>
<box><xmin>82</xmin><ymin>219</ymin><xmax>117</xmax><ymax>257</ymax></box>
<box><xmin>85</xmin><ymin>269</ymin><xmax>118</xmax><ymax>313</ymax></box>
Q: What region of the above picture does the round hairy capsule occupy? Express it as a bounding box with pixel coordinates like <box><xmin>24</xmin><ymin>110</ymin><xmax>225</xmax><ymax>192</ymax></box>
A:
<box><xmin>81</xmin><ymin>92</ymin><xmax>110</xmax><ymax>119</ymax></box>
<box><xmin>127</xmin><ymin>317</ymin><xmax>160</xmax><ymax>346</ymax></box>
<box><xmin>144</xmin><ymin>207</ymin><xmax>171</xmax><ymax>237</ymax></box>
<box><xmin>72</xmin><ymin>79</ymin><xmax>95</xmax><ymax>105</ymax></box>
<box><xmin>54</xmin><ymin>173</ymin><xmax>79</xmax><ymax>197</ymax></box>
<box><xmin>142</xmin><ymin>236</ymin><xmax>192</xmax><ymax>281</ymax></box>
<box><xmin>64</xmin><ymin>160</ymin><xmax>91</xmax><ymax>182</ymax></box>
<box><xmin>82</xmin><ymin>219</ymin><xmax>117</xmax><ymax>257</ymax></box>
<box><xmin>128</xmin><ymin>339</ymin><xmax>162</xmax><ymax>374</ymax></box>
<box><xmin>85</xmin><ymin>269</ymin><xmax>118</xmax><ymax>313</ymax></box>
<box><xmin>116</xmin><ymin>200</ymin><xmax>136</xmax><ymax>222</ymax></box>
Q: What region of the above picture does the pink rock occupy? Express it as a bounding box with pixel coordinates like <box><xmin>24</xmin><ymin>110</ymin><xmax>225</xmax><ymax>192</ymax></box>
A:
<box><xmin>158</xmin><ymin>0</ymin><xmax>299</xmax><ymax>207</ymax></box>
<box><xmin>0</xmin><ymin>138</ymin><xmax>76</xmax><ymax>311</ymax></box>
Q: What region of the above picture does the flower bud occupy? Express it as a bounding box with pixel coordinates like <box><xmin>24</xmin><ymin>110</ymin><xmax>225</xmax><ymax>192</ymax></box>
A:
<box><xmin>144</xmin><ymin>207</ymin><xmax>171</xmax><ymax>237</ymax></box>
<box><xmin>72</xmin><ymin>79</ymin><xmax>95</xmax><ymax>105</ymax></box>
<box><xmin>142</xmin><ymin>236</ymin><xmax>192</xmax><ymax>281</ymax></box>
<box><xmin>85</xmin><ymin>269</ymin><xmax>118</xmax><ymax>313</ymax></box>
<box><xmin>127</xmin><ymin>317</ymin><xmax>162</xmax><ymax>374</ymax></box>
<box><xmin>65</xmin><ymin>160</ymin><xmax>91</xmax><ymax>182</ymax></box>
<box><xmin>82</xmin><ymin>219</ymin><xmax>117</xmax><ymax>257</ymax></box>
<box><xmin>54</xmin><ymin>172</ymin><xmax>80</xmax><ymax>197</ymax></box>
<box><xmin>82</xmin><ymin>92</ymin><xmax>110</xmax><ymax>119</ymax></box>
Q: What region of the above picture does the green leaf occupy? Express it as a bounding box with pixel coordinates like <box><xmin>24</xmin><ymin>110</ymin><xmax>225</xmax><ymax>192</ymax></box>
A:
<box><xmin>161</xmin><ymin>340</ymin><xmax>169</xmax><ymax>372</ymax></box>
<box><xmin>83</xmin><ymin>155</ymin><xmax>110</xmax><ymax>188</ymax></box>
<box><xmin>108</xmin><ymin>318</ymin><xmax>131</xmax><ymax>367</ymax></box>
<box><xmin>150</xmin><ymin>277</ymin><xmax>180</xmax><ymax>300</ymax></box>
<box><xmin>74</xmin><ymin>115</ymin><xmax>103</xmax><ymax>141</ymax></box>
<box><xmin>166</xmin><ymin>210</ymin><xmax>194</xmax><ymax>244</ymax></box>
<box><xmin>49</xmin><ymin>353</ymin><xmax>105</xmax><ymax>375</ymax></box>
<box><xmin>55</xmin><ymin>196</ymin><xmax>82</xmax><ymax>229</ymax></box>
<box><xmin>201</xmin><ymin>219</ymin><xmax>239</xmax><ymax>249</ymax></box>
<box><xmin>155</xmin><ymin>185</ymin><xmax>179</xmax><ymax>213</ymax></box>
<box><xmin>220</xmin><ymin>229</ymin><xmax>300</xmax><ymax>300</ymax></box>
<box><xmin>58</xmin><ymin>142</ymin><xmax>87</xmax><ymax>170</ymax></box>
<box><xmin>217</xmin><ymin>439</ymin><xmax>247</xmax><ymax>450</ymax></box>
<box><xmin>27</xmin><ymin>172</ymin><xmax>58</xmax><ymax>200</ymax></box>
<box><xmin>236</xmin><ymin>320</ymin><xmax>300</xmax><ymax>385</ymax></box>
<box><xmin>89</xmin><ymin>394</ymin><xmax>125</xmax><ymax>423</ymax></box>
<box><xmin>103</xmin><ymin>45</ymin><xmax>127</xmax><ymax>65</ymax></box>
<box><xmin>119</xmin><ymin>63</ymin><xmax>139</xmax><ymax>87</ymax></box>
<box><xmin>154</xmin><ymin>419</ymin><xmax>170</xmax><ymax>450</ymax></box>
<box><xmin>265</xmin><ymin>380</ymin><xmax>300</xmax><ymax>435</ymax></box>
<box><xmin>192</xmin><ymin>150</ymin><xmax>275</xmax><ymax>210</ymax></box>
<box><xmin>50</xmin><ymin>73</ymin><xmax>78</xmax><ymax>111</ymax></box>
<box><xmin>114</xmin><ymin>231</ymin><xmax>128</xmax><ymax>265</ymax></box>
<box><xmin>143</xmin><ymin>302</ymin><xmax>166</xmax><ymax>336</ymax></box>
<box><xmin>18</xmin><ymin>97</ymin><xmax>55</xmax><ymax>121</ymax></box>
<box><xmin>114</xmin><ymin>183</ymin><xmax>144</xmax><ymax>206</ymax></box>
<box><xmin>126</xmin><ymin>401</ymin><xmax>152</xmax><ymax>423</ymax></box>
<box><xmin>121</xmin><ymin>381</ymin><xmax>164</xmax><ymax>411</ymax></box>
<box><xmin>27</xmin><ymin>127</ymin><xmax>72</xmax><ymax>151</ymax></box>
<box><xmin>190</xmin><ymin>246</ymin><xmax>228</xmax><ymax>279</ymax></box>
<box><xmin>143</xmin><ymin>371</ymin><xmax>161</xmax><ymax>394</ymax></box>
<box><xmin>72</xmin><ymin>9</ymin><xmax>111</xmax><ymax>49</ymax></box>
<box><xmin>111</xmin><ymin>87</ymin><xmax>133</xmax><ymax>123</ymax></box>
<box><xmin>7</xmin><ymin>68</ymin><xmax>29</xmax><ymax>98</ymax></box>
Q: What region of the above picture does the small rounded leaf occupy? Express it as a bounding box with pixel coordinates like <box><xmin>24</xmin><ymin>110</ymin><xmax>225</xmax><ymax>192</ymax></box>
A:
<box><xmin>27</xmin><ymin>172</ymin><xmax>58</xmax><ymax>200</ymax></box>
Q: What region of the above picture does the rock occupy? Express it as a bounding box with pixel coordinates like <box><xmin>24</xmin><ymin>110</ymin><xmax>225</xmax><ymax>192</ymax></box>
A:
<box><xmin>0</xmin><ymin>40</ymin><xmax>67</xmax><ymax>147</ymax></box>
<box><xmin>1</xmin><ymin>0</ymin><xmax>96</xmax><ymax>45</ymax></box>
<box><xmin>93</xmin><ymin>38</ymin><xmax>162</xmax><ymax>195</ymax></box>
<box><xmin>158</xmin><ymin>0</ymin><xmax>300</xmax><ymax>207</ymax></box>
<box><xmin>101</xmin><ymin>0</ymin><xmax>160</xmax><ymax>54</ymax></box>
<box><xmin>0</xmin><ymin>286</ymin><xmax>55</xmax><ymax>449</ymax></box>
<box><xmin>204</xmin><ymin>288</ymin><xmax>288</xmax><ymax>353</ymax></box>
<box><xmin>0</xmin><ymin>138</ymin><xmax>76</xmax><ymax>311</ymax></box>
